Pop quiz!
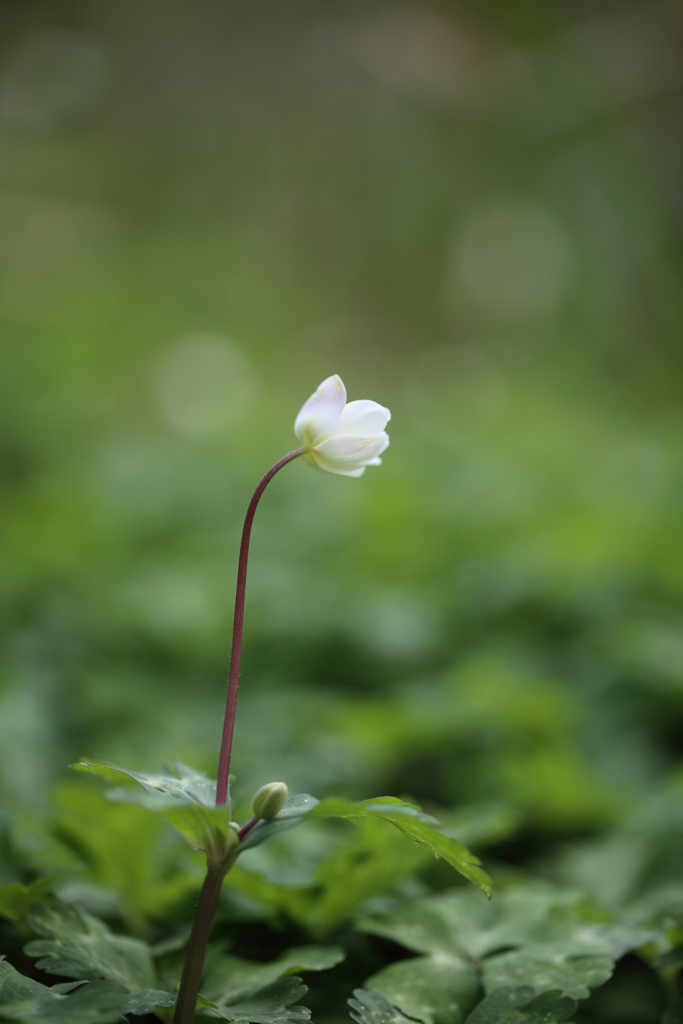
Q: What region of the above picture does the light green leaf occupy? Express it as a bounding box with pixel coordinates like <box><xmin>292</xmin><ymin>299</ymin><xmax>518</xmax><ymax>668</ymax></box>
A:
<box><xmin>464</xmin><ymin>986</ymin><xmax>577</xmax><ymax>1023</ymax></box>
<box><xmin>366</xmin><ymin>955</ymin><xmax>481</xmax><ymax>1024</ymax></box>
<box><xmin>0</xmin><ymin>878</ymin><xmax>63</xmax><ymax>924</ymax></box>
<box><xmin>348</xmin><ymin>989</ymin><xmax>417</xmax><ymax>1024</ymax></box>
<box><xmin>24</xmin><ymin>903</ymin><xmax>156</xmax><ymax>991</ymax></box>
<box><xmin>72</xmin><ymin>760</ymin><xmax>237</xmax><ymax>857</ymax></box>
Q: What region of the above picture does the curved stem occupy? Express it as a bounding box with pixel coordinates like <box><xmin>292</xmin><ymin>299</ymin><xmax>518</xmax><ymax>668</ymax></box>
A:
<box><xmin>215</xmin><ymin>448</ymin><xmax>304</xmax><ymax>806</ymax></box>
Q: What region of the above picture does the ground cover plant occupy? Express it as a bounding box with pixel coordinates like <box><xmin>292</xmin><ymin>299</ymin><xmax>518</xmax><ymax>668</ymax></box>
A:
<box><xmin>1</xmin><ymin>369</ymin><xmax>682</xmax><ymax>1023</ymax></box>
<box><xmin>1</xmin><ymin>1</ymin><xmax>682</xmax><ymax>1021</ymax></box>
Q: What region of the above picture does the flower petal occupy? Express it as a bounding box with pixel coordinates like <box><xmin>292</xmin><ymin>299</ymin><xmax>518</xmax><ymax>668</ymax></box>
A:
<box><xmin>294</xmin><ymin>375</ymin><xmax>346</xmax><ymax>447</ymax></box>
<box><xmin>310</xmin><ymin>433</ymin><xmax>389</xmax><ymax>474</ymax></box>
<box><xmin>322</xmin><ymin>399</ymin><xmax>391</xmax><ymax>440</ymax></box>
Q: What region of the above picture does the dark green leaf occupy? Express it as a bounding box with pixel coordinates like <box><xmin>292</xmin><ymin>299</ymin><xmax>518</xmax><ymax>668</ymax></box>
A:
<box><xmin>202</xmin><ymin>945</ymin><xmax>345</xmax><ymax>1005</ymax></box>
<box><xmin>198</xmin><ymin>977</ymin><xmax>310</xmax><ymax>1023</ymax></box>
<box><xmin>464</xmin><ymin>986</ymin><xmax>577</xmax><ymax>1023</ymax></box>
<box><xmin>24</xmin><ymin>903</ymin><xmax>156</xmax><ymax>991</ymax></box>
<box><xmin>482</xmin><ymin>951</ymin><xmax>612</xmax><ymax>1000</ymax></box>
<box><xmin>124</xmin><ymin>988</ymin><xmax>177</xmax><ymax>1014</ymax></box>
<box><xmin>348</xmin><ymin>989</ymin><xmax>418</xmax><ymax>1024</ymax></box>
<box><xmin>242</xmin><ymin>795</ymin><xmax>492</xmax><ymax>897</ymax></box>
<box><xmin>308</xmin><ymin>797</ymin><xmax>492</xmax><ymax>897</ymax></box>
<box><xmin>360</xmin><ymin>884</ymin><xmax>646</xmax><ymax>1001</ymax></box>
<box><xmin>237</xmin><ymin>795</ymin><xmax>320</xmax><ymax>851</ymax></box>
<box><xmin>0</xmin><ymin>960</ymin><xmax>128</xmax><ymax>1024</ymax></box>
<box><xmin>366</xmin><ymin>955</ymin><xmax>481</xmax><ymax>1024</ymax></box>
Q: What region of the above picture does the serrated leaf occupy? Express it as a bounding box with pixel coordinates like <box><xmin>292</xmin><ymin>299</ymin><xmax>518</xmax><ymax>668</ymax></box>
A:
<box><xmin>203</xmin><ymin>945</ymin><xmax>345</xmax><ymax>1006</ymax></box>
<box><xmin>366</xmin><ymin>955</ymin><xmax>480</xmax><ymax>1024</ymax></box>
<box><xmin>243</xmin><ymin>795</ymin><xmax>491</xmax><ymax>897</ymax></box>
<box><xmin>348</xmin><ymin>989</ymin><xmax>417</xmax><ymax>1024</ymax></box>
<box><xmin>463</xmin><ymin>986</ymin><xmax>577</xmax><ymax>1023</ymax></box>
<box><xmin>309</xmin><ymin>798</ymin><xmax>492</xmax><ymax>896</ymax></box>
<box><xmin>0</xmin><ymin>960</ymin><xmax>128</xmax><ymax>1024</ymax></box>
<box><xmin>72</xmin><ymin>760</ymin><xmax>237</xmax><ymax>857</ymax></box>
<box><xmin>24</xmin><ymin>903</ymin><xmax>156</xmax><ymax>991</ymax></box>
<box><xmin>198</xmin><ymin>977</ymin><xmax>311</xmax><ymax>1023</ymax></box>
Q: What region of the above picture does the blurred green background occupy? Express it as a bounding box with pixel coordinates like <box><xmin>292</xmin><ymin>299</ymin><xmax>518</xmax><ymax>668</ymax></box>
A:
<box><xmin>0</xmin><ymin>0</ymin><xmax>681</xmax><ymax>852</ymax></box>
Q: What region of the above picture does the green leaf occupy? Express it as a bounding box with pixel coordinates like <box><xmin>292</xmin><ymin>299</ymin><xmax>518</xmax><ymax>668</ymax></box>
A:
<box><xmin>348</xmin><ymin>989</ymin><xmax>417</xmax><ymax>1024</ymax></box>
<box><xmin>0</xmin><ymin>878</ymin><xmax>62</xmax><ymax>924</ymax></box>
<box><xmin>360</xmin><ymin>884</ymin><xmax>648</xmax><ymax>1002</ymax></box>
<box><xmin>198</xmin><ymin>977</ymin><xmax>311</xmax><ymax>1023</ymax></box>
<box><xmin>308</xmin><ymin>798</ymin><xmax>492</xmax><ymax>897</ymax></box>
<box><xmin>0</xmin><ymin>959</ymin><xmax>129</xmax><ymax>1024</ymax></box>
<box><xmin>366</xmin><ymin>955</ymin><xmax>481</xmax><ymax>1024</ymax></box>
<box><xmin>72</xmin><ymin>760</ymin><xmax>237</xmax><ymax>858</ymax></box>
<box><xmin>243</xmin><ymin>795</ymin><xmax>492</xmax><ymax>897</ymax></box>
<box><xmin>202</xmin><ymin>945</ymin><xmax>345</xmax><ymax>1006</ymax></box>
<box><xmin>481</xmin><ymin>952</ymin><xmax>612</xmax><ymax>1001</ymax></box>
<box><xmin>124</xmin><ymin>988</ymin><xmax>177</xmax><ymax>1014</ymax></box>
<box><xmin>24</xmin><ymin>902</ymin><xmax>157</xmax><ymax>991</ymax></box>
<box><xmin>310</xmin><ymin>817</ymin><xmax>430</xmax><ymax>934</ymax></box>
<box><xmin>237</xmin><ymin>795</ymin><xmax>321</xmax><ymax>851</ymax></box>
<box><xmin>463</xmin><ymin>986</ymin><xmax>577</xmax><ymax>1024</ymax></box>
<box><xmin>72</xmin><ymin>758</ymin><xmax>218</xmax><ymax>806</ymax></box>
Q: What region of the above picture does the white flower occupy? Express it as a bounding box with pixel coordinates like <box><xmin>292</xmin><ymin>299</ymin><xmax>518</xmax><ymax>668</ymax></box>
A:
<box><xmin>294</xmin><ymin>375</ymin><xmax>391</xmax><ymax>477</ymax></box>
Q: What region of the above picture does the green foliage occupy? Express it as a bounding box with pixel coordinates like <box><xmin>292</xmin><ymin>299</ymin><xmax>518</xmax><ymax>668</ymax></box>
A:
<box><xmin>72</xmin><ymin>760</ymin><xmax>238</xmax><ymax>863</ymax></box>
<box><xmin>243</xmin><ymin>794</ymin><xmax>491</xmax><ymax>896</ymax></box>
<box><xmin>463</xmin><ymin>987</ymin><xmax>577</xmax><ymax>1024</ymax></box>
<box><xmin>197</xmin><ymin>947</ymin><xmax>346</xmax><ymax>1023</ymax></box>
<box><xmin>359</xmin><ymin>883</ymin><xmax>653</xmax><ymax>1019</ymax></box>
<box><xmin>349</xmin><ymin>990</ymin><xmax>419</xmax><ymax>1024</ymax></box>
<box><xmin>0</xmin><ymin>959</ymin><xmax>129</xmax><ymax>1024</ymax></box>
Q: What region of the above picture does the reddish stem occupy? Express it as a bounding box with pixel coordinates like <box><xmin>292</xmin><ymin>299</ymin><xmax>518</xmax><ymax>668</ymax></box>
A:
<box><xmin>215</xmin><ymin>448</ymin><xmax>304</xmax><ymax>806</ymax></box>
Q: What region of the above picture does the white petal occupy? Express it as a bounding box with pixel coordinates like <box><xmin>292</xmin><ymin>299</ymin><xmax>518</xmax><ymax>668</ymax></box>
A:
<box><xmin>311</xmin><ymin>433</ymin><xmax>389</xmax><ymax>474</ymax></box>
<box><xmin>322</xmin><ymin>399</ymin><xmax>391</xmax><ymax>440</ymax></box>
<box><xmin>294</xmin><ymin>375</ymin><xmax>346</xmax><ymax>447</ymax></box>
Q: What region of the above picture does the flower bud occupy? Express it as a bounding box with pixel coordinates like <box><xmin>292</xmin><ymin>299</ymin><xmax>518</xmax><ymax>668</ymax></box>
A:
<box><xmin>252</xmin><ymin>781</ymin><xmax>288</xmax><ymax>820</ymax></box>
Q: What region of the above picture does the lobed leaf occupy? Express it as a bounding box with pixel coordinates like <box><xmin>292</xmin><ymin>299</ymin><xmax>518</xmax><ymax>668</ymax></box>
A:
<box><xmin>365</xmin><ymin>955</ymin><xmax>480</xmax><ymax>1024</ymax></box>
<box><xmin>0</xmin><ymin>959</ymin><xmax>129</xmax><ymax>1023</ymax></box>
<box><xmin>202</xmin><ymin>945</ymin><xmax>345</xmax><ymax>1006</ymax></box>
<box><xmin>24</xmin><ymin>903</ymin><xmax>159</xmax><ymax>993</ymax></box>
<box><xmin>72</xmin><ymin>760</ymin><xmax>237</xmax><ymax>857</ymax></box>
<box><xmin>348</xmin><ymin>989</ymin><xmax>418</xmax><ymax>1024</ymax></box>
<box><xmin>198</xmin><ymin>977</ymin><xmax>311</xmax><ymax>1023</ymax></box>
<box><xmin>360</xmin><ymin>884</ymin><xmax>649</xmax><ymax>1004</ymax></box>
<box><xmin>242</xmin><ymin>794</ymin><xmax>492</xmax><ymax>897</ymax></box>
<box><xmin>463</xmin><ymin>986</ymin><xmax>577</xmax><ymax>1023</ymax></box>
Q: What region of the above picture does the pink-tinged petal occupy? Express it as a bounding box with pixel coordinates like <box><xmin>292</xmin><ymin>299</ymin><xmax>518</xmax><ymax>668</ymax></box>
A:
<box><xmin>294</xmin><ymin>375</ymin><xmax>346</xmax><ymax>447</ymax></box>
<box><xmin>322</xmin><ymin>399</ymin><xmax>391</xmax><ymax>440</ymax></box>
